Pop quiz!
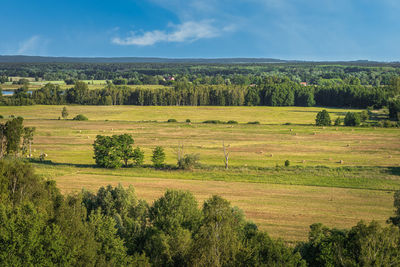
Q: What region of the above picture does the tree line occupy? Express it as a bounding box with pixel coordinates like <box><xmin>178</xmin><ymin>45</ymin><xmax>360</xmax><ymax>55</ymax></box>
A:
<box><xmin>3</xmin><ymin>76</ymin><xmax>399</xmax><ymax>110</ymax></box>
<box><xmin>1</xmin><ymin>159</ymin><xmax>400</xmax><ymax>266</ymax></box>
<box><xmin>1</xmin><ymin>62</ymin><xmax>400</xmax><ymax>86</ymax></box>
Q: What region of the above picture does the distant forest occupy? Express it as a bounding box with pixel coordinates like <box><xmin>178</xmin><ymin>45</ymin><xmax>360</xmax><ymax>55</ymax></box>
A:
<box><xmin>0</xmin><ymin>62</ymin><xmax>400</xmax><ymax>111</ymax></box>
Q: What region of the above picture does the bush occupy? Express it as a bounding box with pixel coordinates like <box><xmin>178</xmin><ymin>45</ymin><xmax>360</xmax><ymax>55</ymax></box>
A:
<box><xmin>247</xmin><ymin>121</ymin><xmax>260</xmax><ymax>124</ymax></box>
<box><xmin>132</xmin><ymin>146</ymin><xmax>144</xmax><ymax>166</ymax></box>
<box><xmin>284</xmin><ymin>160</ymin><xmax>290</xmax><ymax>167</ymax></box>
<box><xmin>203</xmin><ymin>120</ymin><xmax>223</xmax><ymax>124</ymax></box>
<box><xmin>334</xmin><ymin>117</ymin><xmax>342</xmax><ymax>126</ymax></box>
<box><xmin>0</xmin><ymin>115</ymin><xmax>3</xmax><ymax>119</ymax></box>
<box><xmin>315</xmin><ymin>110</ymin><xmax>331</xmax><ymax>126</ymax></box>
<box><xmin>389</xmin><ymin>98</ymin><xmax>400</xmax><ymax>121</ymax></box>
<box><xmin>167</xmin><ymin>118</ymin><xmax>177</xmax><ymax>123</ymax></box>
<box><xmin>377</xmin><ymin>120</ymin><xmax>399</xmax><ymax>128</ymax></box>
<box><xmin>73</xmin><ymin>114</ymin><xmax>88</xmax><ymax>121</ymax></box>
<box><xmin>152</xmin><ymin>146</ymin><xmax>166</xmax><ymax>168</ymax></box>
<box><xmin>359</xmin><ymin>110</ymin><xmax>369</xmax><ymax>122</ymax></box>
<box><xmin>177</xmin><ymin>153</ymin><xmax>200</xmax><ymax>170</ymax></box>
<box><xmin>227</xmin><ymin>120</ymin><xmax>238</xmax><ymax>124</ymax></box>
<box><xmin>186</xmin><ymin>119</ymin><xmax>191</xmax><ymax>123</ymax></box>
<box><xmin>344</xmin><ymin>112</ymin><xmax>360</xmax><ymax>126</ymax></box>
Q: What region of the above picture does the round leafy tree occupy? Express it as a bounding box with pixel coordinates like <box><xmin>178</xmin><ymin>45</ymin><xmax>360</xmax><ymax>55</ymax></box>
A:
<box><xmin>344</xmin><ymin>112</ymin><xmax>361</xmax><ymax>126</ymax></box>
<box><xmin>152</xmin><ymin>146</ymin><xmax>166</xmax><ymax>168</ymax></box>
<box><xmin>315</xmin><ymin>110</ymin><xmax>331</xmax><ymax>126</ymax></box>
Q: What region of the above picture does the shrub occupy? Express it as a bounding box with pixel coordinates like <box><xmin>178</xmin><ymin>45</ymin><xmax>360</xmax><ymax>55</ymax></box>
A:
<box><xmin>247</xmin><ymin>121</ymin><xmax>260</xmax><ymax>124</ymax></box>
<box><xmin>167</xmin><ymin>118</ymin><xmax>177</xmax><ymax>123</ymax></box>
<box><xmin>389</xmin><ymin>98</ymin><xmax>400</xmax><ymax>121</ymax></box>
<box><xmin>203</xmin><ymin>120</ymin><xmax>223</xmax><ymax>124</ymax></box>
<box><xmin>61</xmin><ymin>107</ymin><xmax>69</xmax><ymax>119</ymax></box>
<box><xmin>315</xmin><ymin>110</ymin><xmax>331</xmax><ymax>126</ymax></box>
<box><xmin>132</xmin><ymin>146</ymin><xmax>144</xmax><ymax>166</ymax></box>
<box><xmin>186</xmin><ymin>119</ymin><xmax>191</xmax><ymax>123</ymax></box>
<box><xmin>177</xmin><ymin>153</ymin><xmax>200</xmax><ymax>170</ymax></box>
<box><xmin>344</xmin><ymin>112</ymin><xmax>360</xmax><ymax>126</ymax></box>
<box><xmin>227</xmin><ymin>120</ymin><xmax>238</xmax><ymax>124</ymax></box>
<box><xmin>73</xmin><ymin>114</ymin><xmax>88</xmax><ymax>121</ymax></box>
<box><xmin>284</xmin><ymin>160</ymin><xmax>290</xmax><ymax>167</ymax></box>
<box><xmin>334</xmin><ymin>117</ymin><xmax>342</xmax><ymax>126</ymax></box>
<box><xmin>377</xmin><ymin>120</ymin><xmax>399</xmax><ymax>128</ymax></box>
<box><xmin>359</xmin><ymin>110</ymin><xmax>369</xmax><ymax>122</ymax></box>
<box><xmin>152</xmin><ymin>146</ymin><xmax>166</xmax><ymax>168</ymax></box>
<box><xmin>0</xmin><ymin>115</ymin><xmax>3</xmax><ymax>119</ymax></box>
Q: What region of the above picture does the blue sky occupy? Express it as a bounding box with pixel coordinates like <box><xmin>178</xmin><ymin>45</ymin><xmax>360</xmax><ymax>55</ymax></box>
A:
<box><xmin>1</xmin><ymin>0</ymin><xmax>399</xmax><ymax>60</ymax></box>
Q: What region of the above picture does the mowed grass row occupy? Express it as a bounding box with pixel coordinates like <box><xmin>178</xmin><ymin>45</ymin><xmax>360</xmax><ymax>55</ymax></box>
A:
<box><xmin>0</xmin><ymin>105</ymin><xmax>360</xmax><ymax>123</ymax></box>
<box><xmin>0</xmin><ymin>105</ymin><xmax>398</xmax><ymax>241</ymax></box>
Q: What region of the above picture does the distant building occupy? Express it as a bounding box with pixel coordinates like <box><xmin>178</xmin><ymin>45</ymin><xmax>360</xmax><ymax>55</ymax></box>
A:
<box><xmin>167</xmin><ymin>76</ymin><xmax>175</xmax><ymax>81</ymax></box>
<box><xmin>300</xmin><ymin>82</ymin><xmax>307</xmax><ymax>86</ymax></box>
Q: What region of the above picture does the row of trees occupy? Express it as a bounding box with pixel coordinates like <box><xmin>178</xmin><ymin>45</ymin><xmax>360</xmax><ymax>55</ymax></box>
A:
<box><xmin>93</xmin><ymin>135</ymin><xmax>204</xmax><ymax>170</ymax></box>
<box><xmin>1</xmin><ymin>159</ymin><xmax>400</xmax><ymax>266</ymax></box>
<box><xmin>3</xmin><ymin>77</ymin><xmax>397</xmax><ymax>109</ymax></box>
<box><xmin>2</xmin><ymin>62</ymin><xmax>400</xmax><ymax>86</ymax></box>
<box><xmin>315</xmin><ymin>110</ymin><xmax>369</xmax><ymax>126</ymax></box>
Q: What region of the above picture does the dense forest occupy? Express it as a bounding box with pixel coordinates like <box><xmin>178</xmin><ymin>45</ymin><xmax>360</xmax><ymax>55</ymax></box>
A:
<box><xmin>1</xmin><ymin>159</ymin><xmax>400</xmax><ymax>266</ymax></box>
<box><xmin>1</xmin><ymin>62</ymin><xmax>400</xmax><ymax>118</ymax></box>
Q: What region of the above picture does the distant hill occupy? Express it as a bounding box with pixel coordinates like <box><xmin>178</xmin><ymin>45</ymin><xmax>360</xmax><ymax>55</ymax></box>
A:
<box><xmin>0</xmin><ymin>55</ymin><xmax>291</xmax><ymax>64</ymax></box>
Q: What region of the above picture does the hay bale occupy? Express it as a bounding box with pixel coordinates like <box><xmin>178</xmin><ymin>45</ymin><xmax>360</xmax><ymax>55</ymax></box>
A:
<box><xmin>290</xmin><ymin>129</ymin><xmax>293</xmax><ymax>132</ymax></box>
<box><xmin>302</xmin><ymin>160</ymin><xmax>306</xmax><ymax>163</ymax></box>
<box><xmin>269</xmin><ymin>153</ymin><xmax>273</xmax><ymax>157</ymax></box>
<box><xmin>339</xmin><ymin>160</ymin><xmax>344</xmax><ymax>164</ymax></box>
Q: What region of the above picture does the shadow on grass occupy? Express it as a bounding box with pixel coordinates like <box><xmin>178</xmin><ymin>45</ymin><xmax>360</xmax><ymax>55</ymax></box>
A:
<box><xmin>29</xmin><ymin>158</ymin><xmax>95</xmax><ymax>169</ymax></box>
<box><xmin>29</xmin><ymin>158</ymin><xmax>181</xmax><ymax>170</ymax></box>
<box><xmin>387</xmin><ymin>167</ymin><xmax>400</xmax><ymax>176</ymax></box>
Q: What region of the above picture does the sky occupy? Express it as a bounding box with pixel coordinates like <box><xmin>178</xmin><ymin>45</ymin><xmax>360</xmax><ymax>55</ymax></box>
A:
<box><xmin>1</xmin><ymin>0</ymin><xmax>399</xmax><ymax>61</ymax></box>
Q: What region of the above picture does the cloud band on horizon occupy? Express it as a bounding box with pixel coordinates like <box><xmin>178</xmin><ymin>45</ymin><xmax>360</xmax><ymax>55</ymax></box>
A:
<box><xmin>112</xmin><ymin>20</ymin><xmax>232</xmax><ymax>46</ymax></box>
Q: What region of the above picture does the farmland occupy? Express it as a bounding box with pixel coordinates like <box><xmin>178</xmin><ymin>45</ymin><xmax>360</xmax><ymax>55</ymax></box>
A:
<box><xmin>1</xmin><ymin>105</ymin><xmax>399</xmax><ymax>242</ymax></box>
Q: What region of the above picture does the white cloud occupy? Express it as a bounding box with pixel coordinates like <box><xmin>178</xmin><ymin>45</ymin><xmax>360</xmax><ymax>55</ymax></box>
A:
<box><xmin>112</xmin><ymin>21</ymin><xmax>222</xmax><ymax>46</ymax></box>
<box><xmin>18</xmin><ymin>35</ymin><xmax>40</xmax><ymax>54</ymax></box>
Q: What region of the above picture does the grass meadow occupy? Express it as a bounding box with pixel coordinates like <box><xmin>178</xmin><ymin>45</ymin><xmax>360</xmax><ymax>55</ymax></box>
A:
<box><xmin>1</xmin><ymin>79</ymin><xmax>171</xmax><ymax>90</ymax></box>
<box><xmin>0</xmin><ymin>105</ymin><xmax>399</xmax><ymax>242</ymax></box>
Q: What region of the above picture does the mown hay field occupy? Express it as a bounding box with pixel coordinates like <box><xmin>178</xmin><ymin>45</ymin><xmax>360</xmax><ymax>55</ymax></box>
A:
<box><xmin>0</xmin><ymin>105</ymin><xmax>399</xmax><ymax>241</ymax></box>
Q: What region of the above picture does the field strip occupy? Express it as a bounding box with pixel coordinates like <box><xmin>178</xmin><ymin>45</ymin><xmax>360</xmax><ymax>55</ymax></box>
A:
<box><xmin>54</xmin><ymin>173</ymin><xmax>394</xmax><ymax>242</ymax></box>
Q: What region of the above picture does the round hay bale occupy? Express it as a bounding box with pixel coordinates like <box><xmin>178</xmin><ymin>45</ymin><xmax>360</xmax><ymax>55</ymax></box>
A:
<box><xmin>339</xmin><ymin>160</ymin><xmax>344</xmax><ymax>164</ymax></box>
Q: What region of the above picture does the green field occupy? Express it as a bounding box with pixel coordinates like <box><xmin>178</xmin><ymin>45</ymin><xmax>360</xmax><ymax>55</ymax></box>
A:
<box><xmin>1</xmin><ymin>105</ymin><xmax>399</xmax><ymax>242</ymax></box>
<box><xmin>1</xmin><ymin>79</ymin><xmax>171</xmax><ymax>90</ymax></box>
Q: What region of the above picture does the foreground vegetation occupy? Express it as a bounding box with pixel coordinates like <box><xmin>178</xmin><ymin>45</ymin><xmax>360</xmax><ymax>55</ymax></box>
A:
<box><xmin>1</xmin><ymin>159</ymin><xmax>400</xmax><ymax>266</ymax></box>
